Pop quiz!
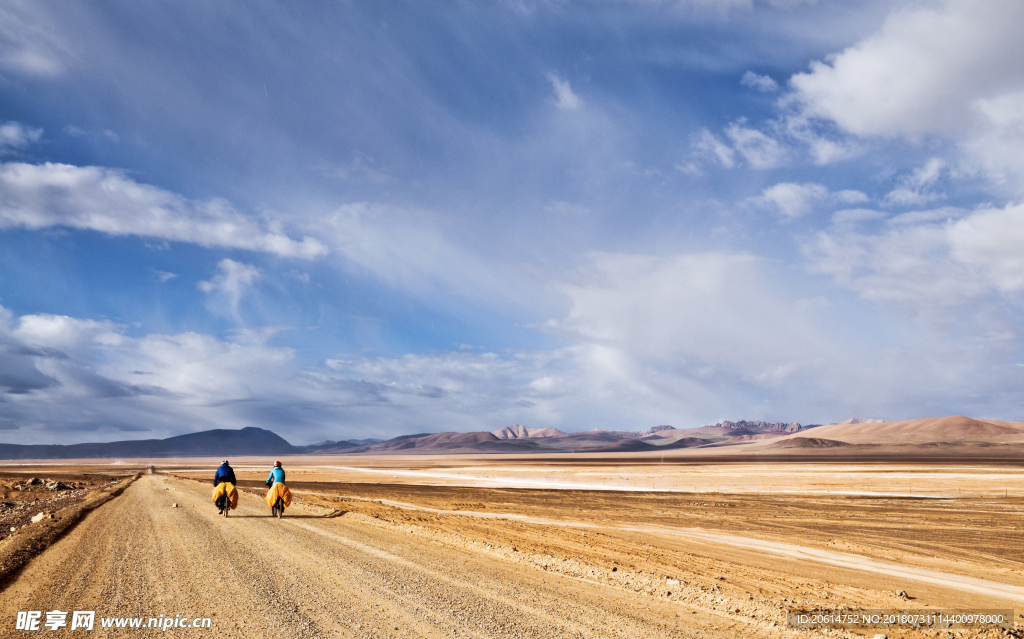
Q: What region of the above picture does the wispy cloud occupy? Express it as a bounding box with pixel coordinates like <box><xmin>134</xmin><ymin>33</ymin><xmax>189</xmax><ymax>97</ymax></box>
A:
<box><xmin>747</xmin><ymin>182</ymin><xmax>869</xmax><ymax>220</ymax></box>
<box><xmin>0</xmin><ymin>1</ymin><xmax>69</xmax><ymax>76</ymax></box>
<box><xmin>0</xmin><ymin>121</ymin><xmax>42</xmax><ymax>153</ymax></box>
<box><xmin>0</xmin><ymin>162</ymin><xmax>328</xmax><ymax>258</ymax></box>
<box><xmin>740</xmin><ymin>71</ymin><xmax>778</xmax><ymax>93</ymax></box>
<box><xmin>197</xmin><ymin>259</ymin><xmax>262</xmax><ymax>321</ymax></box>
<box><xmin>547</xmin><ymin>73</ymin><xmax>581</xmax><ymax>111</ymax></box>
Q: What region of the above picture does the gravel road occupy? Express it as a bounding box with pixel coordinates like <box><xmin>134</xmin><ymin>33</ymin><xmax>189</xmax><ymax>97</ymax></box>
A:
<box><xmin>0</xmin><ymin>475</ymin><xmax>784</xmax><ymax>638</ymax></box>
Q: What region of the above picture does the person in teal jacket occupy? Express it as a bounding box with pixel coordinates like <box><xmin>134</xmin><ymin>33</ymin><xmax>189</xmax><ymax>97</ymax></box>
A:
<box><xmin>265</xmin><ymin>460</ymin><xmax>285</xmax><ymax>487</ymax></box>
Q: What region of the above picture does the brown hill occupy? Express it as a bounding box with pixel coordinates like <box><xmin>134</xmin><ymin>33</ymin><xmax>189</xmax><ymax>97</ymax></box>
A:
<box><xmin>766</xmin><ymin>437</ymin><xmax>851</xmax><ymax>449</ymax></box>
<box><xmin>591</xmin><ymin>437</ymin><xmax>710</xmax><ymax>453</ymax></box>
<box><xmin>771</xmin><ymin>415</ymin><xmax>1024</xmax><ymax>446</ymax></box>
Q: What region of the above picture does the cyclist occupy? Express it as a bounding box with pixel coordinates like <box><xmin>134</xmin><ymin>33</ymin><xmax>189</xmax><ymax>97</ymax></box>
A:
<box><xmin>265</xmin><ymin>461</ymin><xmax>290</xmax><ymax>516</ymax></box>
<box><xmin>213</xmin><ymin>460</ymin><xmax>236</xmax><ymax>514</ymax></box>
<box><xmin>265</xmin><ymin>460</ymin><xmax>285</xmax><ymax>487</ymax></box>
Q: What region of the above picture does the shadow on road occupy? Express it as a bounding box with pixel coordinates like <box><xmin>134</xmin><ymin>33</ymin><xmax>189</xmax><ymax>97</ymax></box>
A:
<box><xmin>211</xmin><ymin>514</ymin><xmax>342</xmax><ymax>519</ymax></box>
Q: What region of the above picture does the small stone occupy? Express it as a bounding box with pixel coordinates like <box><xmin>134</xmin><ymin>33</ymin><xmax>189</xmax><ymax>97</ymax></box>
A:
<box><xmin>872</xmin><ymin>634</ymin><xmax>887</xmax><ymax>639</ymax></box>
<box><xmin>172</xmin><ymin>503</ymin><xmax>179</xmax><ymax>508</ymax></box>
<box><xmin>31</xmin><ymin>512</ymin><xmax>45</xmax><ymax>523</ymax></box>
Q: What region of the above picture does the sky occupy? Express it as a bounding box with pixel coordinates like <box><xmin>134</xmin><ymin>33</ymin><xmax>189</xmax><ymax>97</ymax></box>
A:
<box><xmin>2</xmin><ymin>0</ymin><xmax>1024</xmax><ymax>445</ymax></box>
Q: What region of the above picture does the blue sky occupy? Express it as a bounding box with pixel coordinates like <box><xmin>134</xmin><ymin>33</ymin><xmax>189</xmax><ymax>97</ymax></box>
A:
<box><xmin>2</xmin><ymin>0</ymin><xmax>1024</xmax><ymax>445</ymax></box>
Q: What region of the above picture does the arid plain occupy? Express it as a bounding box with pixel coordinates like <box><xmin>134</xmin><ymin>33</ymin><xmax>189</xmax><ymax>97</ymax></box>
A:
<box><xmin>1</xmin><ymin>418</ymin><xmax>1023</xmax><ymax>638</ymax></box>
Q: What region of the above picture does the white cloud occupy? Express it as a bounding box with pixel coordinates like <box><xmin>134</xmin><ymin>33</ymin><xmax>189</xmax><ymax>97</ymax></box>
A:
<box><xmin>968</xmin><ymin>90</ymin><xmax>1024</xmax><ymax>187</ymax></box>
<box><xmin>0</xmin><ymin>162</ymin><xmax>328</xmax><ymax>258</ymax></box>
<box><xmin>0</xmin><ymin>1</ymin><xmax>68</xmax><ymax>76</ymax></box>
<box><xmin>550</xmin><ymin>252</ymin><xmax>833</xmax><ymax>395</ymax></box>
<box><xmin>0</xmin><ymin>308</ymin><xmax>311</xmax><ymax>441</ymax></box>
<box><xmin>806</xmin><ymin>201</ymin><xmax>1024</xmax><ymax>314</ymax></box>
<box><xmin>778</xmin><ymin>113</ymin><xmax>863</xmax><ymax>166</ymax></box>
<box><xmin>547</xmin><ymin>74</ymin><xmax>582</xmax><ymax>111</ymax></box>
<box><xmin>831</xmin><ymin>208</ymin><xmax>884</xmax><ymax>226</ymax></box>
<box><xmin>15</xmin><ymin>313</ymin><xmax>123</xmax><ymax>352</ymax></box>
<box><xmin>323</xmin><ymin>203</ymin><xmax>538</xmax><ymax>311</ymax></box>
<box><xmin>948</xmin><ymin>203</ymin><xmax>1024</xmax><ymax>292</ymax></box>
<box><xmin>688</xmin><ymin>115</ymin><xmax>860</xmax><ymax>172</ymax></box>
<box><xmin>790</xmin><ymin>0</ymin><xmax>1024</xmax><ymax>138</ymax></box>
<box><xmin>883</xmin><ymin>157</ymin><xmax>946</xmax><ymax>207</ymax></box>
<box><xmin>748</xmin><ymin>182</ymin><xmax>868</xmax><ymax>220</ymax></box>
<box><xmin>750</xmin><ymin>182</ymin><xmax>828</xmax><ymax>219</ymax></box>
<box><xmin>724</xmin><ymin>122</ymin><xmax>786</xmax><ymax>168</ymax></box>
<box><xmin>688</xmin><ymin>128</ymin><xmax>736</xmax><ymax>170</ymax></box>
<box><xmin>197</xmin><ymin>259</ymin><xmax>262</xmax><ymax>320</ymax></box>
<box><xmin>740</xmin><ymin>71</ymin><xmax>778</xmax><ymax>93</ymax></box>
<box><xmin>153</xmin><ymin>270</ymin><xmax>178</xmax><ymax>283</ymax></box>
<box><xmin>63</xmin><ymin>125</ymin><xmax>119</xmax><ymax>144</ymax></box>
<box><xmin>0</xmin><ymin>121</ymin><xmax>42</xmax><ymax>152</ymax></box>
<box><xmin>788</xmin><ymin>0</ymin><xmax>1024</xmax><ymax>191</ymax></box>
<box><xmin>834</xmin><ymin>190</ymin><xmax>870</xmax><ymax>205</ymax></box>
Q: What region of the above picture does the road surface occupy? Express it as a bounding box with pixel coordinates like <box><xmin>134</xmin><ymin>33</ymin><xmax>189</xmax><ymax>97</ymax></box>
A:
<box><xmin>0</xmin><ymin>475</ymin><xmax>783</xmax><ymax>638</ymax></box>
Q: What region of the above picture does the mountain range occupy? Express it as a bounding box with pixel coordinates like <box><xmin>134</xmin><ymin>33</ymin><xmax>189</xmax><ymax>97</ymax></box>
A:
<box><xmin>8</xmin><ymin>416</ymin><xmax>1013</xmax><ymax>459</ymax></box>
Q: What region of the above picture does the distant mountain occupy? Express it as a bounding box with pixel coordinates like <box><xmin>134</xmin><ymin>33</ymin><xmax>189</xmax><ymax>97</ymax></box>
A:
<box><xmin>698</xmin><ymin>420</ymin><xmax>802</xmax><ymax>435</ymax></box>
<box><xmin>298</xmin><ymin>437</ymin><xmax>384</xmax><ymax>453</ymax></box>
<box><xmin>0</xmin><ymin>427</ymin><xmax>298</xmax><ymax>460</ymax></box>
<box><xmin>778</xmin><ymin>415</ymin><xmax>1024</xmax><ymax>445</ymax></box>
<box><xmin>335</xmin><ymin>426</ymin><xmax>706</xmax><ymax>455</ymax></box>
<box><xmin>346</xmin><ymin>431</ymin><xmax>545</xmax><ymax>454</ymax></box>
<box><xmin>492</xmin><ymin>425</ymin><xmax>567</xmax><ymax>439</ymax></box>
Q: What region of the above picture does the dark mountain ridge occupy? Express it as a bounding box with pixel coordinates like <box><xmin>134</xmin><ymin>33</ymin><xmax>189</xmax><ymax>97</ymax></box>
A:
<box><xmin>0</xmin><ymin>427</ymin><xmax>298</xmax><ymax>460</ymax></box>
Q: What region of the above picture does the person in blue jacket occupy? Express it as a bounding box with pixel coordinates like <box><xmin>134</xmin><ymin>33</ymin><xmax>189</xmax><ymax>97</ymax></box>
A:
<box><xmin>214</xmin><ymin>460</ymin><xmax>236</xmax><ymax>514</ymax></box>
<box><xmin>265</xmin><ymin>460</ymin><xmax>285</xmax><ymax>487</ymax></box>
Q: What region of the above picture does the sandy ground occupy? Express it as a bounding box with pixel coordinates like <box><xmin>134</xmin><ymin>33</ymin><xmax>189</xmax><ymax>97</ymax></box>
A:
<box><xmin>0</xmin><ymin>458</ymin><xmax>1021</xmax><ymax>638</ymax></box>
<box><xmin>0</xmin><ymin>472</ymin><xmax>127</xmax><ymax>543</ymax></box>
<box><xmin>163</xmin><ymin>454</ymin><xmax>1024</xmax><ymax>498</ymax></box>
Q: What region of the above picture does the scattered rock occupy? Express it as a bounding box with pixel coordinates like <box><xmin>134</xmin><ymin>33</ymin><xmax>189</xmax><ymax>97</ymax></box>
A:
<box><xmin>30</xmin><ymin>512</ymin><xmax>45</xmax><ymax>523</ymax></box>
<box><xmin>172</xmin><ymin>503</ymin><xmax>179</xmax><ymax>508</ymax></box>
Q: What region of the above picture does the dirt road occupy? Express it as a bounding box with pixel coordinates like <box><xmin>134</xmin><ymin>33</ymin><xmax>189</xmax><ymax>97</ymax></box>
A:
<box><xmin>0</xmin><ymin>475</ymin><xmax>791</xmax><ymax>638</ymax></box>
<box><xmin>369</xmin><ymin>496</ymin><xmax>1024</xmax><ymax>604</ymax></box>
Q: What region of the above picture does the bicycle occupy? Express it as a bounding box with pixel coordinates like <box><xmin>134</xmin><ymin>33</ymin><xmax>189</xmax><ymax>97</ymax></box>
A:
<box><xmin>271</xmin><ymin>496</ymin><xmax>285</xmax><ymax>518</ymax></box>
<box><xmin>217</xmin><ymin>492</ymin><xmax>230</xmax><ymax>517</ymax></box>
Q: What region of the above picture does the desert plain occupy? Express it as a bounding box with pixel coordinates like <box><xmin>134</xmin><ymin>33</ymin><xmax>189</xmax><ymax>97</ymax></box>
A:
<box><xmin>1</xmin><ymin>420</ymin><xmax>1023</xmax><ymax>638</ymax></box>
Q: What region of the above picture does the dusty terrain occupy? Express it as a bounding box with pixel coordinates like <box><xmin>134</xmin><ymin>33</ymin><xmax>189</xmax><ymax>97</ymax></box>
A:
<box><xmin>0</xmin><ymin>457</ymin><xmax>1021</xmax><ymax>638</ymax></box>
<box><xmin>0</xmin><ymin>471</ymin><xmax>128</xmax><ymax>542</ymax></box>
